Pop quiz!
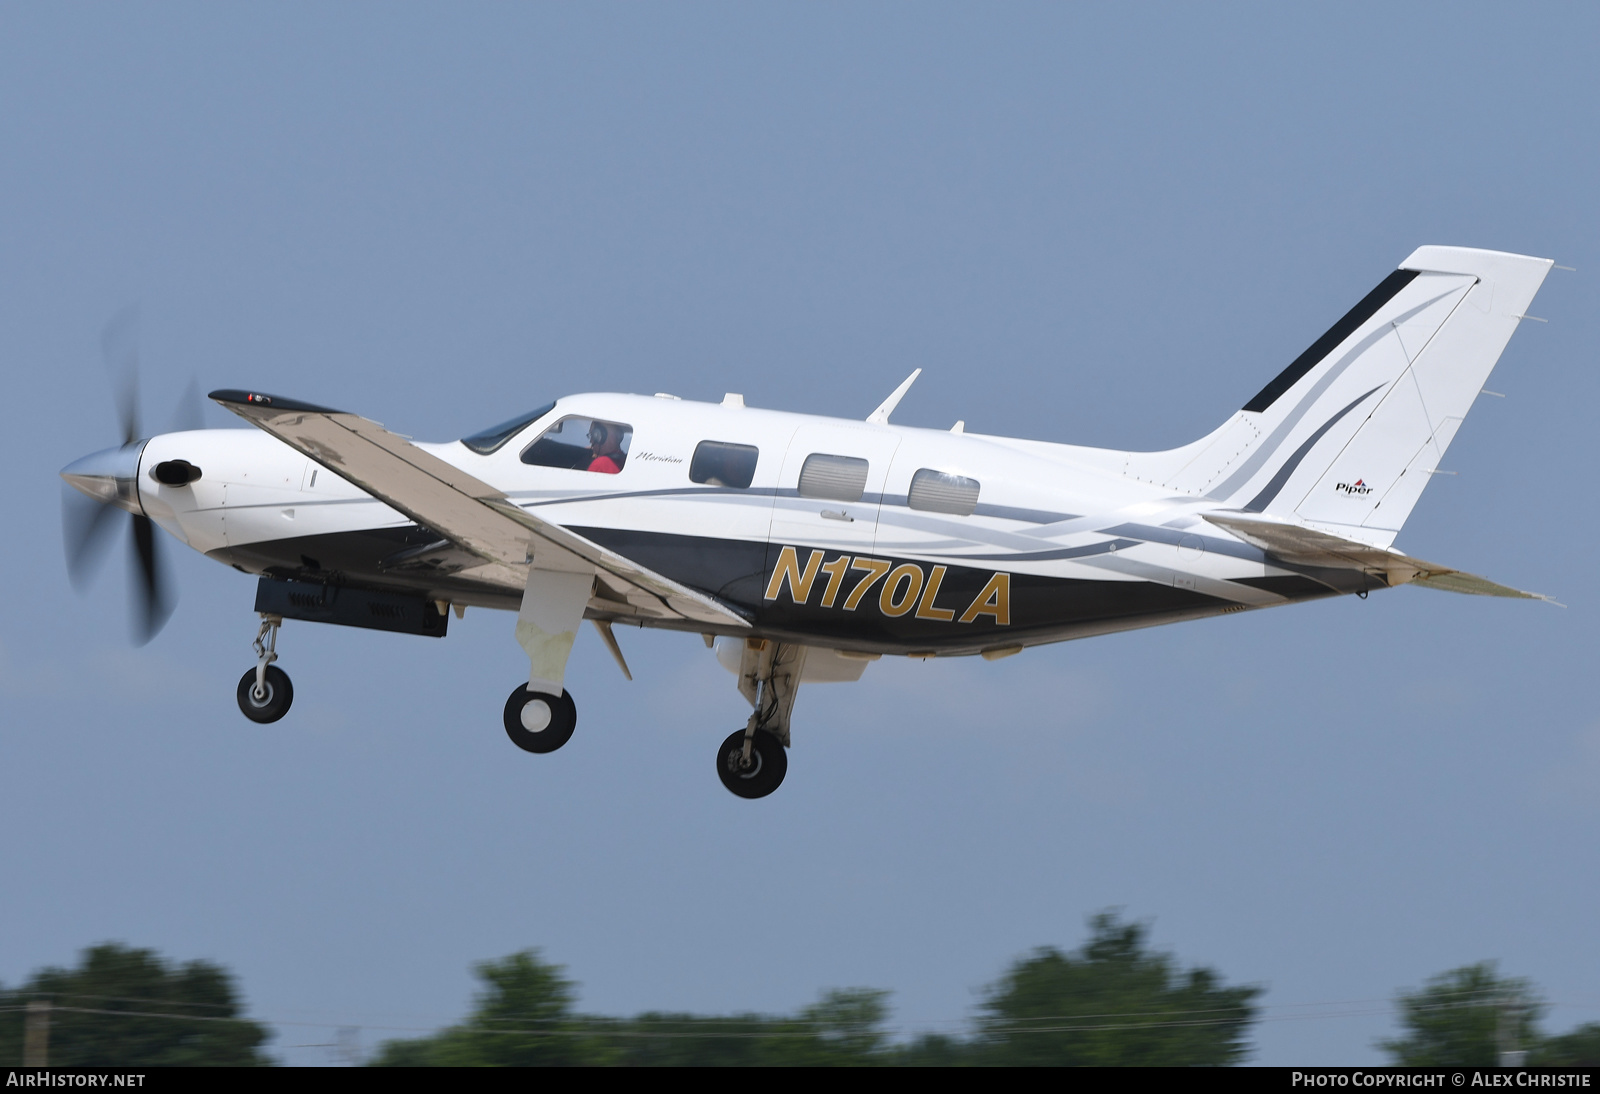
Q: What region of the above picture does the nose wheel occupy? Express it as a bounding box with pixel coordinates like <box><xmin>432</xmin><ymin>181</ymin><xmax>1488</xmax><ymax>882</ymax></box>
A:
<box><xmin>717</xmin><ymin>727</ymin><xmax>787</xmax><ymax>799</ymax></box>
<box><xmin>236</xmin><ymin>614</ymin><xmax>293</xmax><ymax>723</ymax></box>
<box><xmin>503</xmin><ymin>685</ymin><xmax>577</xmax><ymax>753</ymax></box>
<box><xmin>237</xmin><ymin>665</ymin><xmax>293</xmax><ymax>723</ymax></box>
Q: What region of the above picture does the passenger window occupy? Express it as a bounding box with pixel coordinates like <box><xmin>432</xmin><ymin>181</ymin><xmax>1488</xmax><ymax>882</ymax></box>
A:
<box><xmin>520</xmin><ymin>416</ymin><xmax>633</xmax><ymax>474</ymax></box>
<box><xmin>798</xmin><ymin>453</ymin><xmax>868</xmax><ymax>502</ymax></box>
<box><xmin>690</xmin><ymin>441</ymin><xmax>759</xmax><ymax>489</ymax></box>
<box><xmin>908</xmin><ymin>469</ymin><xmax>980</xmax><ymax>516</ymax></box>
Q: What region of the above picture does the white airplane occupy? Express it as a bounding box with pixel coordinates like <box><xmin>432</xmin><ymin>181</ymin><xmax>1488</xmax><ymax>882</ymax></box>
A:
<box><xmin>60</xmin><ymin>246</ymin><xmax>1556</xmax><ymax>798</ymax></box>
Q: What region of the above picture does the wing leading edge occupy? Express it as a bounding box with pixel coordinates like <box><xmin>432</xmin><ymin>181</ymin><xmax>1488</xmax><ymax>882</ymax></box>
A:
<box><xmin>209</xmin><ymin>390</ymin><xmax>751</xmax><ymax>629</ymax></box>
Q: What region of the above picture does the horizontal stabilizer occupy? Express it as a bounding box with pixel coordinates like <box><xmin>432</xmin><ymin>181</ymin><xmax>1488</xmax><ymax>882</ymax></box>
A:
<box><xmin>1409</xmin><ymin>570</ymin><xmax>1556</xmax><ymax>601</ymax></box>
<box><xmin>1203</xmin><ymin>511</ymin><xmax>1555</xmax><ymax>603</ymax></box>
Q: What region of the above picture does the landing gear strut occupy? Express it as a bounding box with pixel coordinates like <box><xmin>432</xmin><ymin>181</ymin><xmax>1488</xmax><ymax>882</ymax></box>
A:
<box><xmin>714</xmin><ymin>639</ymin><xmax>805</xmax><ymax>799</ymax></box>
<box><xmin>236</xmin><ymin>614</ymin><xmax>293</xmax><ymax>723</ymax></box>
<box><xmin>503</xmin><ymin>685</ymin><xmax>577</xmax><ymax>753</ymax></box>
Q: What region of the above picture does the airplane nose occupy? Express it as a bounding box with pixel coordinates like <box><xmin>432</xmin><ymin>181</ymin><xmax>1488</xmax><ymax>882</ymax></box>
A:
<box><xmin>61</xmin><ymin>441</ymin><xmax>147</xmax><ymax>514</ymax></box>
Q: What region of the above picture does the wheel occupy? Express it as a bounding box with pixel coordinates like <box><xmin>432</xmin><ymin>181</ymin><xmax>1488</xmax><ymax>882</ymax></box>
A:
<box><xmin>236</xmin><ymin>665</ymin><xmax>293</xmax><ymax>724</ymax></box>
<box><xmin>503</xmin><ymin>686</ymin><xmax>577</xmax><ymax>754</ymax></box>
<box><xmin>716</xmin><ymin>728</ymin><xmax>787</xmax><ymax>799</ymax></box>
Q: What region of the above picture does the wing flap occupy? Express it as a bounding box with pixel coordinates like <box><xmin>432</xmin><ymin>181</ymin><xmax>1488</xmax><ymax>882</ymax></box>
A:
<box><xmin>210</xmin><ymin>390</ymin><xmax>751</xmax><ymax>629</ymax></box>
<box><xmin>1204</xmin><ymin>511</ymin><xmax>1554</xmax><ymax>603</ymax></box>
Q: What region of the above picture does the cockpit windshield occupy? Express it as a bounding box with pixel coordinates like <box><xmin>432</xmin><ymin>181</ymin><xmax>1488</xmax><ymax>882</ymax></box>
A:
<box><xmin>460</xmin><ymin>402</ymin><xmax>557</xmax><ymax>454</ymax></box>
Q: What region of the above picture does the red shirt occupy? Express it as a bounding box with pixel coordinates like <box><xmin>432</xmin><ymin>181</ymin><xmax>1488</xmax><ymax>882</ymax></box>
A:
<box><xmin>587</xmin><ymin>454</ymin><xmax>622</xmax><ymax>474</ymax></box>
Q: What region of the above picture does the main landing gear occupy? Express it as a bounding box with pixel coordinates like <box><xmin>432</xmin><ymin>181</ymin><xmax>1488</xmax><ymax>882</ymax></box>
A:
<box><xmin>502</xmin><ymin>685</ymin><xmax>577</xmax><ymax>753</ymax></box>
<box><xmin>236</xmin><ymin>614</ymin><xmax>293</xmax><ymax>723</ymax></box>
<box><xmin>712</xmin><ymin>638</ymin><xmax>805</xmax><ymax>800</ymax></box>
<box><xmin>717</xmin><ymin>727</ymin><xmax>787</xmax><ymax>799</ymax></box>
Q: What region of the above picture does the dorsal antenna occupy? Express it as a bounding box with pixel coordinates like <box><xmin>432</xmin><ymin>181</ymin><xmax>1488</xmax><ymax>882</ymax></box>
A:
<box><xmin>866</xmin><ymin>369</ymin><xmax>921</xmax><ymax>425</ymax></box>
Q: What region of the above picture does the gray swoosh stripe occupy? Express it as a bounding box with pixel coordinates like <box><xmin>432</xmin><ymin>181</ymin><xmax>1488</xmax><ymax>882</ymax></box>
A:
<box><xmin>1208</xmin><ymin>287</ymin><xmax>1458</xmax><ymax>500</ymax></box>
<box><xmin>1075</xmin><ymin>554</ymin><xmax>1289</xmax><ymax>606</ymax></box>
<box><xmin>510</xmin><ymin>485</ymin><xmax>1074</xmax><ymax>525</ymax></box>
<box><xmin>1100</xmin><ymin>523</ymin><xmax>1265</xmax><ymax>564</ymax></box>
<box><xmin>953</xmin><ymin>538</ymin><xmax>1142</xmax><ymax>563</ymax></box>
<box><xmin>1241</xmin><ymin>385</ymin><xmax>1383</xmax><ymax>513</ymax></box>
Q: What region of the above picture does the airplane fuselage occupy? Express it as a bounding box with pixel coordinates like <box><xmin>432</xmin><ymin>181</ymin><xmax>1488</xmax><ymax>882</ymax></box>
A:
<box><xmin>134</xmin><ymin>392</ymin><xmax>1352</xmax><ymax>658</ymax></box>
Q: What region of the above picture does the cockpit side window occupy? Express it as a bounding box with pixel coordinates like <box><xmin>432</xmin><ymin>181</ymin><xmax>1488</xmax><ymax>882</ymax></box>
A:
<box><xmin>520</xmin><ymin>416</ymin><xmax>633</xmax><ymax>474</ymax></box>
<box><xmin>689</xmin><ymin>441</ymin><xmax>759</xmax><ymax>489</ymax></box>
<box><xmin>461</xmin><ymin>402</ymin><xmax>556</xmax><ymax>455</ymax></box>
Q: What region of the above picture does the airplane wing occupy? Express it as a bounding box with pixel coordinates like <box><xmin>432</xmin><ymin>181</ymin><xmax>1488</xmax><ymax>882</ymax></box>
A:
<box><xmin>209</xmin><ymin>390</ymin><xmax>752</xmax><ymax>629</ymax></box>
<box><xmin>1203</xmin><ymin>511</ymin><xmax>1557</xmax><ymax>603</ymax></box>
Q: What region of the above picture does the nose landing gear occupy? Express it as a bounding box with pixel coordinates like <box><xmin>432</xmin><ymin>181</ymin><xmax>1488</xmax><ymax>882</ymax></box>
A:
<box><xmin>236</xmin><ymin>614</ymin><xmax>293</xmax><ymax>723</ymax></box>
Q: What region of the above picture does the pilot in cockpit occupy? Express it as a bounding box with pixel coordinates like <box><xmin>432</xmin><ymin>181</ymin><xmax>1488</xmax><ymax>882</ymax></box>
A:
<box><xmin>587</xmin><ymin>421</ymin><xmax>626</xmax><ymax>474</ymax></box>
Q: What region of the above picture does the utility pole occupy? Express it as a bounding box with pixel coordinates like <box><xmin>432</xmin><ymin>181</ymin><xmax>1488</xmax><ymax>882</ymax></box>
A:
<box><xmin>1497</xmin><ymin>989</ymin><xmax>1527</xmax><ymax>1068</ymax></box>
<box><xmin>23</xmin><ymin>1000</ymin><xmax>50</xmax><ymax>1066</ymax></box>
<box><xmin>334</xmin><ymin>1026</ymin><xmax>363</xmax><ymax>1066</ymax></box>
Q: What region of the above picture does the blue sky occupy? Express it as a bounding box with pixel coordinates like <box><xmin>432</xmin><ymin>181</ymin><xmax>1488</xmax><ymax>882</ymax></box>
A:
<box><xmin>2</xmin><ymin>3</ymin><xmax>1596</xmax><ymax>1065</ymax></box>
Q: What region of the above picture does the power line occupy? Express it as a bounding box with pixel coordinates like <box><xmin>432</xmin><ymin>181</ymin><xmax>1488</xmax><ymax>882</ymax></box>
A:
<box><xmin>4</xmin><ymin>992</ymin><xmax>1595</xmax><ymax>1045</ymax></box>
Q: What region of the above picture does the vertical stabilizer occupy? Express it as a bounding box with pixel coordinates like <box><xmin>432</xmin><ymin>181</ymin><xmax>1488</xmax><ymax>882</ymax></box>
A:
<box><xmin>1144</xmin><ymin>247</ymin><xmax>1550</xmax><ymax>545</ymax></box>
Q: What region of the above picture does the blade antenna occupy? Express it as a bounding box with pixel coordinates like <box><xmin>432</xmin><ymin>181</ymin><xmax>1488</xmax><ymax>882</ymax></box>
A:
<box><xmin>866</xmin><ymin>368</ymin><xmax>921</xmax><ymax>425</ymax></box>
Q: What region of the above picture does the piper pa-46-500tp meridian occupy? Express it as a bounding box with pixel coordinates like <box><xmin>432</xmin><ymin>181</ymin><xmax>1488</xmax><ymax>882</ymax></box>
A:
<box><xmin>61</xmin><ymin>246</ymin><xmax>1557</xmax><ymax>799</ymax></box>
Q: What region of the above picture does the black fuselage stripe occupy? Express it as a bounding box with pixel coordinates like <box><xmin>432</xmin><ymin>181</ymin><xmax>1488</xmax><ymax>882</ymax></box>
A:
<box><xmin>1241</xmin><ymin>269</ymin><xmax>1420</xmax><ymax>414</ymax></box>
<box><xmin>210</xmin><ymin>523</ymin><xmax>1345</xmax><ymax>652</ymax></box>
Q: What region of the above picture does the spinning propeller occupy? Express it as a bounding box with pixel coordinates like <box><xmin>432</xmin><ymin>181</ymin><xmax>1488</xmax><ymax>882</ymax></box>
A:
<box><xmin>59</xmin><ymin>307</ymin><xmax>201</xmax><ymax>645</ymax></box>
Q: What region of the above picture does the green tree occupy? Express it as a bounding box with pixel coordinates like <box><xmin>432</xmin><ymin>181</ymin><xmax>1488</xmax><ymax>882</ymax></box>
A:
<box><xmin>1536</xmin><ymin>1023</ymin><xmax>1600</xmax><ymax>1066</ymax></box>
<box><xmin>375</xmin><ymin>922</ymin><xmax>1262</xmax><ymax>1066</ymax></box>
<box><xmin>375</xmin><ymin>964</ymin><xmax>892</xmax><ymax>1067</ymax></box>
<box><xmin>800</xmin><ymin>987</ymin><xmax>890</xmax><ymax>1060</ymax></box>
<box><xmin>893</xmin><ymin>1032</ymin><xmax>976</xmax><ymax>1066</ymax></box>
<box><xmin>975</xmin><ymin>912</ymin><xmax>1260</xmax><ymax>1066</ymax></box>
<box><xmin>0</xmin><ymin>943</ymin><xmax>270</xmax><ymax>1066</ymax></box>
<box><xmin>371</xmin><ymin>950</ymin><xmax>601</xmax><ymax>1066</ymax></box>
<box><xmin>1379</xmin><ymin>963</ymin><xmax>1544</xmax><ymax>1066</ymax></box>
<box><xmin>598</xmin><ymin>990</ymin><xmax>890</xmax><ymax>1067</ymax></box>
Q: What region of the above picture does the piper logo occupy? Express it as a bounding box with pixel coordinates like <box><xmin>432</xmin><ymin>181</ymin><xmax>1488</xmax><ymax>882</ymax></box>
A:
<box><xmin>1335</xmin><ymin>479</ymin><xmax>1373</xmax><ymax>495</ymax></box>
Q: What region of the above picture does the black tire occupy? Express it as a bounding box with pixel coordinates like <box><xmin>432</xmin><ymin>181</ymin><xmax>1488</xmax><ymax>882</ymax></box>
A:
<box><xmin>236</xmin><ymin>665</ymin><xmax>293</xmax><ymax>724</ymax></box>
<box><xmin>716</xmin><ymin>728</ymin><xmax>787</xmax><ymax>799</ymax></box>
<box><xmin>503</xmin><ymin>686</ymin><xmax>577</xmax><ymax>754</ymax></box>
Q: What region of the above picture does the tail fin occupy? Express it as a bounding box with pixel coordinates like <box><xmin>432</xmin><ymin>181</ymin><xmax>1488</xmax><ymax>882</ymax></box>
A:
<box><xmin>1142</xmin><ymin>247</ymin><xmax>1552</xmax><ymax>545</ymax></box>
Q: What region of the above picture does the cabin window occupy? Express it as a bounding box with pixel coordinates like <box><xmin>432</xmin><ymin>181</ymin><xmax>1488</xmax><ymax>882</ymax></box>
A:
<box><xmin>689</xmin><ymin>441</ymin><xmax>759</xmax><ymax>489</ymax></box>
<box><xmin>520</xmin><ymin>416</ymin><xmax>633</xmax><ymax>474</ymax></box>
<box><xmin>797</xmin><ymin>453</ymin><xmax>869</xmax><ymax>502</ymax></box>
<box><xmin>461</xmin><ymin>402</ymin><xmax>556</xmax><ymax>454</ymax></box>
<box><xmin>907</xmin><ymin>469</ymin><xmax>980</xmax><ymax>516</ymax></box>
